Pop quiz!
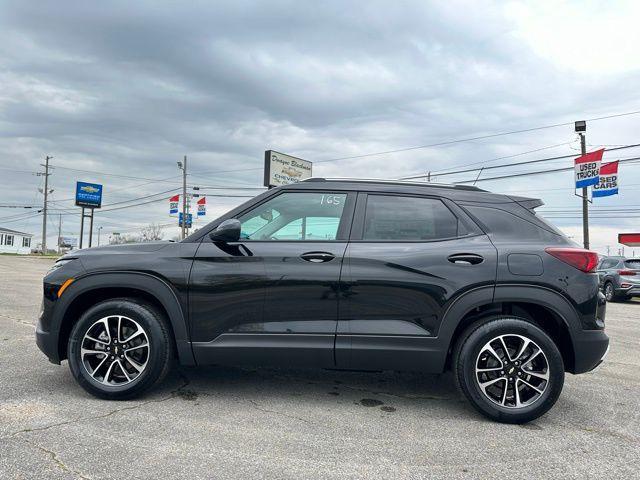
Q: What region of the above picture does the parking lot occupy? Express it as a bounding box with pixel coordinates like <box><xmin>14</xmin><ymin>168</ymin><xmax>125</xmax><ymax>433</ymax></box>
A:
<box><xmin>0</xmin><ymin>255</ymin><xmax>638</xmax><ymax>479</ymax></box>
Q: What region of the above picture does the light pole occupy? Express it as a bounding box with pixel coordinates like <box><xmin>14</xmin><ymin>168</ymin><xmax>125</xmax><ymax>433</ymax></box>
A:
<box><xmin>178</xmin><ymin>156</ymin><xmax>187</xmax><ymax>239</ymax></box>
<box><xmin>97</xmin><ymin>226</ymin><xmax>103</xmax><ymax>246</ymax></box>
<box><xmin>575</xmin><ymin>120</ymin><xmax>589</xmax><ymax>249</ymax></box>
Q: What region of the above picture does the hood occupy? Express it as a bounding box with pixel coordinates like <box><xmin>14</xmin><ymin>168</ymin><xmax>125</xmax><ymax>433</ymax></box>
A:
<box><xmin>67</xmin><ymin>241</ymin><xmax>174</xmax><ymax>258</ymax></box>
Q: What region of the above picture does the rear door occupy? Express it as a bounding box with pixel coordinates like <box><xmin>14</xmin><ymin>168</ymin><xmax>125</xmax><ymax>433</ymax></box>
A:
<box><xmin>336</xmin><ymin>192</ymin><xmax>497</xmax><ymax>371</ymax></box>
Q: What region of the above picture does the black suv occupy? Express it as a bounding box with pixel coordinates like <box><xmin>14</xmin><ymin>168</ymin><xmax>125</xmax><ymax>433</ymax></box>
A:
<box><xmin>36</xmin><ymin>178</ymin><xmax>608</xmax><ymax>423</ymax></box>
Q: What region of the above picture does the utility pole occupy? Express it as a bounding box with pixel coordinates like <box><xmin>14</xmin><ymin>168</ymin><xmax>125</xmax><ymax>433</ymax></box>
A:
<box><xmin>575</xmin><ymin>121</ymin><xmax>589</xmax><ymax>249</ymax></box>
<box><xmin>39</xmin><ymin>156</ymin><xmax>52</xmax><ymax>255</ymax></box>
<box><xmin>178</xmin><ymin>156</ymin><xmax>188</xmax><ymax>239</ymax></box>
<box><xmin>57</xmin><ymin>214</ymin><xmax>62</xmax><ymax>255</ymax></box>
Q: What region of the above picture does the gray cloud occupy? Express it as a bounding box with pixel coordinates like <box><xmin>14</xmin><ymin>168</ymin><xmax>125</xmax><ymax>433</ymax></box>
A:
<box><xmin>1</xmin><ymin>1</ymin><xmax>639</xmax><ymax>251</ymax></box>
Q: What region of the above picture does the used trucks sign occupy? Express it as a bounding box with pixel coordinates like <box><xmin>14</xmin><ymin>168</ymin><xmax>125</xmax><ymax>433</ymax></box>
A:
<box><xmin>264</xmin><ymin>150</ymin><xmax>312</xmax><ymax>188</ymax></box>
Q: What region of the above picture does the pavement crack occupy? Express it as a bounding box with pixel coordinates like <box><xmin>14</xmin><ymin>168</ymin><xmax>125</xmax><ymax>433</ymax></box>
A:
<box><xmin>248</xmin><ymin>399</ymin><xmax>316</xmax><ymax>425</ymax></box>
<box><xmin>25</xmin><ymin>439</ymin><xmax>91</xmax><ymax>479</ymax></box>
<box><xmin>5</xmin><ymin>372</ymin><xmax>191</xmax><ymax>439</ymax></box>
<box><xmin>0</xmin><ymin>313</ymin><xmax>35</xmax><ymax>329</ymax></box>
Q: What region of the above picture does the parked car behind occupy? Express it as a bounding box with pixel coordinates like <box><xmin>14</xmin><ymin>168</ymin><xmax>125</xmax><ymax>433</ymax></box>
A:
<box><xmin>597</xmin><ymin>256</ymin><xmax>640</xmax><ymax>301</ymax></box>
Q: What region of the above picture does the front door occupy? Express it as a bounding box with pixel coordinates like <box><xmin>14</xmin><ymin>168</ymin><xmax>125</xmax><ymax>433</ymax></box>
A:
<box><xmin>190</xmin><ymin>189</ymin><xmax>355</xmax><ymax>368</ymax></box>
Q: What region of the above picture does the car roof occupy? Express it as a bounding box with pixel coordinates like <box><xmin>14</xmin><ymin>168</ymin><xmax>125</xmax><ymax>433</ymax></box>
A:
<box><xmin>279</xmin><ymin>177</ymin><xmax>517</xmax><ymax>203</ymax></box>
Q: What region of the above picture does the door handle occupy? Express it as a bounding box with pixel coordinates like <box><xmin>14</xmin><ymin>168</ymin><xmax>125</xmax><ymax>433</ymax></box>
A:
<box><xmin>447</xmin><ymin>253</ymin><xmax>484</xmax><ymax>265</ymax></box>
<box><xmin>301</xmin><ymin>252</ymin><xmax>336</xmax><ymax>263</ymax></box>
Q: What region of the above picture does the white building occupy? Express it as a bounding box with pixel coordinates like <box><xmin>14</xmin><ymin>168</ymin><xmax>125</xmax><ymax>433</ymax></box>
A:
<box><xmin>0</xmin><ymin>227</ymin><xmax>33</xmax><ymax>255</ymax></box>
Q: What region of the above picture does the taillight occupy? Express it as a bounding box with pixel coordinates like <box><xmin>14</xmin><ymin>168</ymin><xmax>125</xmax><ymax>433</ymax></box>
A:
<box><xmin>544</xmin><ymin>247</ymin><xmax>599</xmax><ymax>273</ymax></box>
<box><xmin>618</xmin><ymin>270</ymin><xmax>637</xmax><ymax>276</ymax></box>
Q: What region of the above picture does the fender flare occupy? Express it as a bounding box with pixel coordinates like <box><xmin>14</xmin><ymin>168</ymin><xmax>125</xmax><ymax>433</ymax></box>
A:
<box><xmin>53</xmin><ymin>271</ymin><xmax>195</xmax><ymax>365</ymax></box>
<box><xmin>437</xmin><ymin>283</ymin><xmax>580</xmax><ymax>350</ymax></box>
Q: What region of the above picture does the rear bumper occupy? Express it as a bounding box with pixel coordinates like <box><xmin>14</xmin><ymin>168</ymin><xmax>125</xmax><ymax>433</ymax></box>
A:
<box><xmin>572</xmin><ymin>330</ymin><xmax>609</xmax><ymax>373</ymax></box>
<box><xmin>615</xmin><ymin>285</ymin><xmax>640</xmax><ymax>297</ymax></box>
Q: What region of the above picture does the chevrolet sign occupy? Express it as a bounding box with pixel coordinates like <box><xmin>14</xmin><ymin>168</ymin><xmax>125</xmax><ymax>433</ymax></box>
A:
<box><xmin>75</xmin><ymin>181</ymin><xmax>103</xmax><ymax>208</ymax></box>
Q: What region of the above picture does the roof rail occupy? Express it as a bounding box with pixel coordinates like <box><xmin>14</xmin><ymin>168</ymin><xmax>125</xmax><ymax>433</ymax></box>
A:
<box><xmin>300</xmin><ymin>177</ymin><xmax>485</xmax><ymax>191</ymax></box>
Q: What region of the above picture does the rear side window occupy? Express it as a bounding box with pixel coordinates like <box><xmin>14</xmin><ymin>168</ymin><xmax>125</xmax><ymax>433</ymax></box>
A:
<box><xmin>363</xmin><ymin>195</ymin><xmax>459</xmax><ymax>241</ymax></box>
<box><xmin>465</xmin><ymin>205</ymin><xmax>562</xmax><ymax>242</ymax></box>
<box><xmin>600</xmin><ymin>259</ymin><xmax>618</xmax><ymax>269</ymax></box>
<box><xmin>625</xmin><ymin>260</ymin><xmax>640</xmax><ymax>269</ymax></box>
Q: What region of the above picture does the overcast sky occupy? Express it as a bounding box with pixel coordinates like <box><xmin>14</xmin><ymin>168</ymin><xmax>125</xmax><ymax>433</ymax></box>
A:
<box><xmin>1</xmin><ymin>1</ymin><xmax>639</xmax><ymax>254</ymax></box>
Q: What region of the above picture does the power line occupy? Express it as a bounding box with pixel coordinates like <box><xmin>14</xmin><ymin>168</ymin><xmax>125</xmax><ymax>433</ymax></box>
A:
<box><xmin>454</xmin><ymin>155</ymin><xmax>640</xmax><ymax>184</ymax></box>
<box><xmin>314</xmin><ymin>109</ymin><xmax>640</xmax><ymax>163</ymax></box>
<box><xmin>401</xmin><ymin>143</ymin><xmax>640</xmax><ymax>180</ymax></box>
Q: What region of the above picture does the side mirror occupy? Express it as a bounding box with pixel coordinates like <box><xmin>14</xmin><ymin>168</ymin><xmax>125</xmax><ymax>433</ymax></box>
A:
<box><xmin>209</xmin><ymin>219</ymin><xmax>241</xmax><ymax>243</ymax></box>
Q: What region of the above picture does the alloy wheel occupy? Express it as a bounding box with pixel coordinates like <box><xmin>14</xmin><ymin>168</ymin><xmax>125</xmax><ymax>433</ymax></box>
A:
<box><xmin>475</xmin><ymin>334</ymin><xmax>549</xmax><ymax>409</ymax></box>
<box><xmin>81</xmin><ymin>315</ymin><xmax>150</xmax><ymax>386</ymax></box>
<box><xmin>604</xmin><ymin>284</ymin><xmax>614</xmax><ymax>302</ymax></box>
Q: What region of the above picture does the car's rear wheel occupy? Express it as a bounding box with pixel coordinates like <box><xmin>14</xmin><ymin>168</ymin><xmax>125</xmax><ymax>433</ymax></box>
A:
<box><xmin>67</xmin><ymin>298</ymin><xmax>173</xmax><ymax>400</ymax></box>
<box><xmin>454</xmin><ymin>317</ymin><xmax>564</xmax><ymax>424</ymax></box>
<box><xmin>604</xmin><ymin>282</ymin><xmax>615</xmax><ymax>302</ymax></box>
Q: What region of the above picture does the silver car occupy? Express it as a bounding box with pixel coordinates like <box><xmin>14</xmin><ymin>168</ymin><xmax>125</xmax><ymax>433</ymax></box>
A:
<box><xmin>597</xmin><ymin>256</ymin><xmax>640</xmax><ymax>301</ymax></box>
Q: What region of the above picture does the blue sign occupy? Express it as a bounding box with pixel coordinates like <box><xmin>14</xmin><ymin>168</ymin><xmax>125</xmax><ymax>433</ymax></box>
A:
<box><xmin>75</xmin><ymin>181</ymin><xmax>103</xmax><ymax>208</ymax></box>
<box><xmin>179</xmin><ymin>212</ymin><xmax>192</xmax><ymax>228</ymax></box>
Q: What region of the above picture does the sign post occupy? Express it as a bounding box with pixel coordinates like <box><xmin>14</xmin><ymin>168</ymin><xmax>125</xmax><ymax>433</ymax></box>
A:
<box><xmin>263</xmin><ymin>150</ymin><xmax>312</xmax><ymax>188</ymax></box>
<box><xmin>75</xmin><ymin>181</ymin><xmax>103</xmax><ymax>248</ymax></box>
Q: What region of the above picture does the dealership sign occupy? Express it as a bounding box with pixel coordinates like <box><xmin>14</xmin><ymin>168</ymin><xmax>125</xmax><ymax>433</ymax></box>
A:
<box><xmin>75</xmin><ymin>181</ymin><xmax>103</xmax><ymax>208</ymax></box>
<box><xmin>592</xmin><ymin>161</ymin><xmax>619</xmax><ymax>198</ymax></box>
<box><xmin>574</xmin><ymin>148</ymin><xmax>604</xmax><ymax>188</ymax></box>
<box><xmin>264</xmin><ymin>150</ymin><xmax>312</xmax><ymax>188</ymax></box>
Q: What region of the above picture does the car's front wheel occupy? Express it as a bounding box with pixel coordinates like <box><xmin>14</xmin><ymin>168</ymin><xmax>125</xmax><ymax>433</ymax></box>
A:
<box><xmin>67</xmin><ymin>298</ymin><xmax>173</xmax><ymax>400</ymax></box>
<box><xmin>454</xmin><ymin>317</ymin><xmax>564</xmax><ymax>424</ymax></box>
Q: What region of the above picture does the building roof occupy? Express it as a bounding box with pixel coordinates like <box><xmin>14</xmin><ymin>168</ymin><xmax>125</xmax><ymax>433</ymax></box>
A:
<box><xmin>0</xmin><ymin>227</ymin><xmax>34</xmax><ymax>237</ymax></box>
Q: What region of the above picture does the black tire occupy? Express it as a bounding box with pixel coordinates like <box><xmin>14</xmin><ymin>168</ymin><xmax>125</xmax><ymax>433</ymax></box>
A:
<box><xmin>67</xmin><ymin>298</ymin><xmax>174</xmax><ymax>400</ymax></box>
<box><xmin>453</xmin><ymin>317</ymin><xmax>564</xmax><ymax>424</ymax></box>
<box><xmin>603</xmin><ymin>282</ymin><xmax>615</xmax><ymax>302</ymax></box>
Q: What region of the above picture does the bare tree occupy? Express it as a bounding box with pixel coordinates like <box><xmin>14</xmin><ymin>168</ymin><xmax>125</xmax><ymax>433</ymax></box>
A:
<box><xmin>140</xmin><ymin>223</ymin><xmax>165</xmax><ymax>242</ymax></box>
<box><xmin>109</xmin><ymin>233</ymin><xmax>138</xmax><ymax>245</ymax></box>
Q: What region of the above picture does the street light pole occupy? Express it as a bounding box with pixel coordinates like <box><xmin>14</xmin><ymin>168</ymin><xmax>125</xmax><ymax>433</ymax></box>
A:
<box><xmin>575</xmin><ymin>121</ymin><xmax>589</xmax><ymax>249</ymax></box>
<box><xmin>97</xmin><ymin>226</ymin><xmax>103</xmax><ymax>246</ymax></box>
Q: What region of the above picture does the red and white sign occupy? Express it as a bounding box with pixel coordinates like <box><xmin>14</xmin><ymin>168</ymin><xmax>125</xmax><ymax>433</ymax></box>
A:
<box><xmin>169</xmin><ymin>194</ymin><xmax>179</xmax><ymax>215</ymax></box>
<box><xmin>197</xmin><ymin>197</ymin><xmax>206</xmax><ymax>217</ymax></box>
<box><xmin>592</xmin><ymin>161</ymin><xmax>619</xmax><ymax>198</ymax></box>
<box><xmin>574</xmin><ymin>148</ymin><xmax>605</xmax><ymax>189</ymax></box>
<box><xmin>619</xmin><ymin>233</ymin><xmax>640</xmax><ymax>247</ymax></box>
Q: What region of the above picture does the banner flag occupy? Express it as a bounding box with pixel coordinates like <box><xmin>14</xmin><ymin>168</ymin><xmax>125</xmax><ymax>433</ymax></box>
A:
<box><xmin>592</xmin><ymin>161</ymin><xmax>619</xmax><ymax>198</ymax></box>
<box><xmin>197</xmin><ymin>197</ymin><xmax>206</xmax><ymax>216</ymax></box>
<box><xmin>169</xmin><ymin>194</ymin><xmax>179</xmax><ymax>215</ymax></box>
<box><xmin>574</xmin><ymin>148</ymin><xmax>605</xmax><ymax>188</ymax></box>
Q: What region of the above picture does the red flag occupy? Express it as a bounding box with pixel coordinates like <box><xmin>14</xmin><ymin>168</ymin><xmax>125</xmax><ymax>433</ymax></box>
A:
<box><xmin>599</xmin><ymin>160</ymin><xmax>618</xmax><ymax>175</ymax></box>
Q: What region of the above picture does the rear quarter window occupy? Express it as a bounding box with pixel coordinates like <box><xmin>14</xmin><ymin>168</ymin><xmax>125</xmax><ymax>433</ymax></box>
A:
<box><xmin>625</xmin><ymin>260</ymin><xmax>640</xmax><ymax>269</ymax></box>
<box><xmin>464</xmin><ymin>205</ymin><xmax>563</xmax><ymax>242</ymax></box>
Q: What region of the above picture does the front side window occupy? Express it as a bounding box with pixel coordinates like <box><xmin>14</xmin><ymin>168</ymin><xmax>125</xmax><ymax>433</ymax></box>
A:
<box><xmin>363</xmin><ymin>195</ymin><xmax>459</xmax><ymax>241</ymax></box>
<box><xmin>23</xmin><ymin>237</ymin><xmax>31</xmax><ymax>247</ymax></box>
<box><xmin>5</xmin><ymin>235</ymin><xmax>13</xmax><ymax>246</ymax></box>
<box><xmin>238</xmin><ymin>192</ymin><xmax>347</xmax><ymax>241</ymax></box>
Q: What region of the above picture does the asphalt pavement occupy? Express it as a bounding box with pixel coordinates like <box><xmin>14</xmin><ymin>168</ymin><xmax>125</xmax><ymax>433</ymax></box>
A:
<box><xmin>1</xmin><ymin>255</ymin><xmax>638</xmax><ymax>479</ymax></box>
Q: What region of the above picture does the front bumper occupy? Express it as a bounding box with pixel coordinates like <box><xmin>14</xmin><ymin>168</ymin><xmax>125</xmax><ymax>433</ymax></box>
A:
<box><xmin>35</xmin><ymin>298</ymin><xmax>62</xmax><ymax>364</ymax></box>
